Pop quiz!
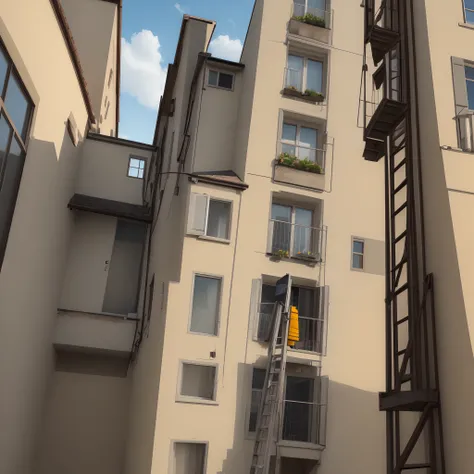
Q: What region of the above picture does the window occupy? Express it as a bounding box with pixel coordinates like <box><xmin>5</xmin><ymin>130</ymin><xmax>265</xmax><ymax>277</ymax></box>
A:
<box><xmin>466</xmin><ymin>65</ymin><xmax>474</xmax><ymax>110</ymax></box>
<box><xmin>0</xmin><ymin>39</ymin><xmax>34</xmax><ymax>270</ymax></box>
<box><xmin>258</xmin><ymin>283</ymin><xmax>329</xmax><ymax>353</ymax></box>
<box><xmin>208</xmin><ymin>69</ymin><xmax>234</xmax><ymax>90</ymax></box>
<box><xmin>351</xmin><ymin>238</ymin><xmax>364</xmax><ymax>270</ymax></box>
<box><xmin>293</xmin><ymin>0</ymin><xmax>327</xmax><ymax>19</ymax></box>
<box><xmin>282</xmin><ymin>122</ymin><xmax>319</xmax><ymax>163</ymax></box>
<box><xmin>286</xmin><ymin>54</ymin><xmax>323</xmax><ymax>94</ymax></box>
<box><xmin>104</xmin><ymin>101</ymin><xmax>110</xmax><ymax>120</ymax></box>
<box><xmin>180</xmin><ymin>362</ymin><xmax>217</xmax><ymax>401</ymax></box>
<box><xmin>268</xmin><ymin>202</ymin><xmax>321</xmax><ymax>260</ymax></box>
<box><xmin>187</xmin><ymin>193</ymin><xmax>231</xmax><ymax>241</ymax></box>
<box><xmin>464</xmin><ymin>0</ymin><xmax>474</xmax><ymax>23</ymax></box>
<box><xmin>108</xmin><ymin>68</ymin><xmax>113</xmax><ymax>88</ymax></box>
<box><xmin>190</xmin><ymin>274</ymin><xmax>221</xmax><ymax>335</ymax></box>
<box><xmin>249</xmin><ymin>368</ymin><xmax>265</xmax><ymax>432</ymax></box>
<box><xmin>172</xmin><ymin>443</ymin><xmax>206</xmax><ymax>474</ymax></box>
<box><xmin>127</xmin><ymin>157</ymin><xmax>145</xmax><ymax>179</ymax></box>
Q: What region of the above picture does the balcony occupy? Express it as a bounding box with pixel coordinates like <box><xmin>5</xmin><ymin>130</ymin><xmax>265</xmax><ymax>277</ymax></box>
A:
<box><xmin>289</xmin><ymin>3</ymin><xmax>332</xmax><ymax>44</ymax></box>
<box><xmin>282</xmin><ymin>68</ymin><xmax>325</xmax><ymax>104</ymax></box>
<box><xmin>457</xmin><ymin>112</ymin><xmax>474</xmax><ymax>152</ymax></box>
<box><xmin>274</xmin><ymin>141</ymin><xmax>326</xmax><ymax>191</ymax></box>
<box><xmin>282</xmin><ymin>399</ymin><xmax>326</xmax><ymax>445</ymax></box>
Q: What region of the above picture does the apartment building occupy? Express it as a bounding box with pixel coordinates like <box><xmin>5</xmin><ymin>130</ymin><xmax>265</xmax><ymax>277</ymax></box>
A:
<box><xmin>5</xmin><ymin>0</ymin><xmax>473</xmax><ymax>474</ymax></box>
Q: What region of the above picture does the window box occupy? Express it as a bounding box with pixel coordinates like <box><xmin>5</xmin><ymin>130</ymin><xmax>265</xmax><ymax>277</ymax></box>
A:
<box><xmin>274</xmin><ymin>164</ymin><xmax>325</xmax><ymax>191</ymax></box>
<box><xmin>277</xmin><ymin>153</ymin><xmax>323</xmax><ymax>175</ymax></box>
<box><xmin>282</xmin><ymin>87</ymin><xmax>325</xmax><ymax>103</ymax></box>
<box><xmin>292</xmin><ymin>13</ymin><xmax>327</xmax><ymax>28</ymax></box>
<box><xmin>289</xmin><ymin>1</ymin><xmax>332</xmax><ymax>43</ymax></box>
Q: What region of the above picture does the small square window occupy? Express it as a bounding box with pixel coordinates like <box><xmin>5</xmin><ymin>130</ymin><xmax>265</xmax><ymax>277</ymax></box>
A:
<box><xmin>352</xmin><ymin>238</ymin><xmax>365</xmax><ymax>270</ymax></box>
<box><xmin>173</xmin><ymin>443</ymin><xmax>206</xmax><ymax>474</ymax></box>
<box><xmin>180</xmin><ymin>363</ymin><xmax>217</xmax><ymax>400</ymax></box>
<box><xmin>128</xmin><ymin>157</ymin><xmax>146</xmax><ymax>179</ymax></box>
<box><xmin>207</xmin><ymin>69</ymin><xmax>234</xmax><ymax>90</ymax></box>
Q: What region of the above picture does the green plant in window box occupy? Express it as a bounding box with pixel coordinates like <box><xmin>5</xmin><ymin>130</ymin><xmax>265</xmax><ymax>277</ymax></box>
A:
<box><xmin>273</xmin><ymin>249</ymin><xmax>290</xmax><ymax>259</ymax></box>
<box><xmin>277</xmin><ymin>153</ymin><xmax>323</xmax><ymax>175</ymax></box>
<box><xmin>293</xmin><ymin>13</ymin><xmax>326</xmax><ymax>28</ymax></box>
<box><xmin>303</xmin><ymin>89</ymin><xmax>325</xmax><ymax>102</ymax></box>
<box><xmin>296</xmin><ymin>250</ymin><xmax>317</xmax><ymax>260</ymax></box>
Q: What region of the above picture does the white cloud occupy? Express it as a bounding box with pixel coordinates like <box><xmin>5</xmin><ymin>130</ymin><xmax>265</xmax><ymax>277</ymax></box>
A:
<box><xmin>174</xmin><ymin>3</ymin><xmax>187</xmax><ymax>14</ymax></box>
<box><xmin>208</xmin><ymin>35</ymin><xmax>243</xmax><ymax>62</ymax></box>
<box><xmin>121</xmin><ymin>30</ymin><xmax>167</xmax><ymax>109</ymax></box>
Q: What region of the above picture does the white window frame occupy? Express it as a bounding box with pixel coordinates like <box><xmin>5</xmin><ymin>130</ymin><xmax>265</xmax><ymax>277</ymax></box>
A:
<box><xmin>351</xmin><ymin>237</ymin><xmax>365</xmax><ymax>271</ymax></box>
<box><xmin>286</xmin><ymin>54</ymin><xmax>324</xmax><ymax>94</ymax></box>
<box><xmin>188</xmin><ymin>272</ymin><xmax>223</xmax><ymax>337</ymax></box>
<box><xmin>169</xmin><ymin>441</ymin><xmax>208</xmax><ymax>474</ymax></box>
<box><xmin>127</xmin><ymin>156</ymin><xmax>146</xmax><ymax>179</ymax></box>
<box><xmin>176</xmin><ymin>360</ymin><xmax>219</xmax><ymax>405</ymax></box>
<box><xmin>207</xmin><ymin>68</ymin><xmax>235</xmax><ymax>91</ymax></box>
<box><xmin>281</xmin><ymin>122</ymin><xmax>319</xmax><ymax>162</ymax></box>
<box><xmin>187</xmin><ymin>193</ymin><xmax>233</xmax><ymax>242</ymax></box>
<box><xmin>464</xmin><ymin>0</ymin><xmax>474</xmax><ymax>23</ymax></box>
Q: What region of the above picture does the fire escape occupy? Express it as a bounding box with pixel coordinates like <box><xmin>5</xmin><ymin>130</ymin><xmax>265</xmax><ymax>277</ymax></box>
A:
<box><xmin>362</xmin><ymin>1</ymin><xmax>446</xmax><ymax>473</ymax></box>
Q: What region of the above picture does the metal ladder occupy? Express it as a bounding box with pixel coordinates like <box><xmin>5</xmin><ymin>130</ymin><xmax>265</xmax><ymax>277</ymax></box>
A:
<box><xmin>250</xmin><ymin>301</ymin><xmax>290</xmax><ymax>474</ymax></box>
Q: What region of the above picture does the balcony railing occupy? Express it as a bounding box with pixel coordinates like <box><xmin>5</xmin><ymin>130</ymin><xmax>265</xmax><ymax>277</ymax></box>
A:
<box><xmin>267</xmin><ymin>219</ymin><xmax>325</xmax><ymax>262</ymax></box>
<box><xmin>457</xmin><ymin>113</ymin><xmax>474</xmax><ymax>152</ymax></box>
<box><xmin>283</xmin><ymin>399</ymin><xmax>327</xmax><ymax>445</ymax></box>
<box><xmin>280</xmin><ymin>141</ymin><xmax>326</xmax><ymax>171</ymax></box>
<box><xmin>292</xmin><ymin>4</ymin><xmax>331</xmax><ymax>29</ymax></box>
<box><xmin>257</xmin><ymin>297</ymin><xmax>328</xmax><ymax>355</ymax></box>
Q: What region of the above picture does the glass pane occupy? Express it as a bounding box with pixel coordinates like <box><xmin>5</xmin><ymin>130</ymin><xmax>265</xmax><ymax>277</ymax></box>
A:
<box><xmin>353</xmin><ymin>240</ymin><xmax>364</xmax><ymax>253</ymax></box>
<box><xmin>207</xmin><ymin>200</ymin><xmax>231</xmax><ymax>239</ymax></box>
<box><xmin>295</xmin><ymin>207</ymin><xmax>312</xmax><ymax>226</ymax></box>
<box><xmin>252</xmin><ymin>368</ymin><xmax>266</xmax><ymax>389</ymax></box>
<box><xmin>129</xmin><ymin>158</ymin><xmax>140</xmax><ymax>168</ymax></box>
<box><xmin>0</xmin><ymin>114</ymin><xmax>13</xmax><ymax>180</ymax></box>
<box><xmin>282</xmin><ymin>123</ymin><xmax>297</xmax><ymax>142</ymax></box>
<box><xmin>249</xmin><ymin>390</ymin><xmax>262</xmax><ymax>432</ymax></box>
<box><xmin>287</xmin><ymin>56</ymin><xmax>303</xmax><ymax>90</ymax></box>
<box><xmin>468</xmin><ymin>79</ymin><xmax>474</xmax><ymax>110</ymax></box>
<box><xmin>271</xmin><ymin>203</ymin><xmax>291</xmax><ymax>222</ymax></box>
<box><xmin>138</xmin><ymin>169</ymin><xmax>144</xmax><ymax>179</ymax></box>
<box><xmin>465</xmin><ymin>66</ymin><xmax>474</xmax><ymax>81</ymax></box>
<box><xmin>181</xmin><ymin>364</ymin><xmax>216</xmax><ymax>399</ymax></box>
<box><xmin>281</xmin><ymin>143</ymin><xmax>296</xmax><ymax>156</ymax></box>
<box><xmin>128</xmin><ymin>167</ymin><xmax>139</xmax><ymax>178</ymax></box>
<box><xmin>190</xmin><ymin>276</ymin><xmax>221</xmax><ymax>335</ymax></box>
<box><xmin>465</xmin><ymin>0</ymin><xmax>474</xmax><ymax>10</ymax></box>
<box><xmin>261</xmin><ymin>284</ymin><xmax>277</xmax><ymax>305</ymax></box>
<box><xmin>293</xmin><ymin>208</ymin><xmax>313</xmax><ymax>256</ymax></box>
<box><xmin>306</xmin><ymin>60</ymin><xmax>323</xmax><ymax>93</ymax></box>
<box><xmin>218</xmin><ymin>72</ymin><xmax>233</xmax><ymax>89</ymax></box>
<box><xmin>467</xmin><ymin>10</ymin><xmax>474</xmax><ymax>23</ymax></box>
<box><xmin>309</xmin><ymin>0</ymin><xmax>326</xmax><ymax>13</ymax></box>
<box><xmin>352</xmin><ymin>254</ymin><xmax>364</xmax><ymax>269</ymax></box>
<box><xmin>139</xmin><ymin>160</ymin><xmax>145</xmax><ymax>170</ymax></box>
<box><xmin>0</xmin><ymin>47</ymin><xmax>8</xmax><ymax>97</ymax></box>
<box><xmin>208</xmin><ymin>70</ymin><xmax>218</xmax><ymax>86</ymax></box>
<box><xmin>174</xmin><ymin>444</ymin><xmax>206</xmax><ymax>474</ymax></box>
<box><xmin>299</xmin><ymin>127</ymin><xmax>317</xmax><ymax>149</ymax></box>
<box><xmin>4</xmin><ymin>73</ymin><xmax>29</xmax><ymax>139</ymax></box>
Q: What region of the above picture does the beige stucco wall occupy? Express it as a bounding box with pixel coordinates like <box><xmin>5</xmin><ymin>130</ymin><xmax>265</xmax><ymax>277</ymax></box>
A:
<box><xmin>412</xmin><ymin>1</ymin><xmax>474</xmax><ymax>472</ymax></box>
<box><xmin>61</xmin><ymin>0</ymin><xmax>117</xmax><ymax>125</ymax></box>
<box><xmin>0</xmin><ymin>1</ymin><xmax>92</xmax><ymax>472</ymax></box>
<box><xmin>36</xmin><ymin>370</ymin><xmax>130</xmax><ymax>474</ymax></box>
<box><xmin>75</xmin><ymin>138</ymin><xmax>150</xmax><ymax>205</ymax></box>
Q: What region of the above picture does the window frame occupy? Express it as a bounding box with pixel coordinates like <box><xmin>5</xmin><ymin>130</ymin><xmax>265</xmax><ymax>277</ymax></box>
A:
<box><xmin>127</xmin><ymin>155</ymin><xmax>146</xmax><ymax>179</ymax></box>
<box><xmin>188</xmin><ymin>272</ymin><xmax>223</xmax><ymax>337</ymax></box>
<box><xmin>176</xmin><ymin>360</ymin><xmax>219</xmax><ymax>405</ymax></box>
<box><xmin>351</xmin><ymin>237</ymin><xmax>365</xmax><ymax>271</ymax></box>
<box><xmin>286</xmin><ymin>53</ymin><xmax>324</xmax><ymax>94</ymax></box>
<box><xmin>281</xmin><ymin>121</ymin><xmax>319</xmax><ymax>162</ymax></box>
<box><xmin>207</xmin><ymin>68</ymin><xmax>235</xmax><ymax>91</ymax></box>
<box><xmin>169</xmin><ymin>441</ymin><xmax>208</xmax><ymax>474</ymax></box>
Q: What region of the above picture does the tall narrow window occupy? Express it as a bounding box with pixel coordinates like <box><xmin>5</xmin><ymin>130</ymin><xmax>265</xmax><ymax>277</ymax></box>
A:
<box><xmin>173</xmin><ymin>443</ymin><xmax>206</xmax><ymax>474</ymax></box>
<box><xmin>190</xmin><ymin>275</ymin><xmax>221</xmax><ymax>335</ymax></box>
<box><xmin>249</xmin><ymin>368</ymin><xmax>265</xmax><ymax>432</ymax></box>
<box><xmin>351</xmin><ymin>238</ymin><xmax>365</xmax><ymax>270</ymax></box>
<box><xmin>465</xmin><ymin>65</ymin><xmax>474</xmax><ymax>110</ymax></box>
<box><xmin>464</xmin><ymin>0</ymin><xmax>474</xmax><ymax>24</ymax></box>
<box><xmin>0</xmin><ymin>39</ymin><xmax>34</xmax><ymax>270</ymax></box>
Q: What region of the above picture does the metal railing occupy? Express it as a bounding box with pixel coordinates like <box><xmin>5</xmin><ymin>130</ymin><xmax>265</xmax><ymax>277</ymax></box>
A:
<box><xmin>457</xmin><ymin>113</ymin><xmax>474</xmax><ymax>152</ymax></box>
<box><xmin>292</xmin><ymin>4</ymin><xmax>331</xmax><ymax>29</ymax></box>
<box><xmin>267</xmin><ymin>219</ymin><xmax>325</xmax><ymax>261</ymax></box>
<box><xmin>280</xmin><ymin>141</ymin><xmax>326</xmax><ymax>170</ymax></box>
<box><xmin>257</xmin><ymin>302</ymin><xmax>326</xmax><ymax>354</ymax></box>
<box><xmin>282</xmin><ymin>398</ymin><xmax>327</xmax><ymax>445</ymax></box>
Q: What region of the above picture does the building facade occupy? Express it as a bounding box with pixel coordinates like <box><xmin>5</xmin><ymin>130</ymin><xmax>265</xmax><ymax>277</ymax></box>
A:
<box><xmin>0</xmin><ymin>0</ymin><xmax>472</xmax><ymax>474</ymax></box>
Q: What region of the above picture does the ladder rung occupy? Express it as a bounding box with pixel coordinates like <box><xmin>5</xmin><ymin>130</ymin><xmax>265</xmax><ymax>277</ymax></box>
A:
<box><xmin>393</xmin><ymin>179</ymin><xmax>407</xmax><ymax>195</ymax></box>
<box><xmin>394</xmin><ymin>282</ymin><xmax>408</xmax><ymax>296</ymax></box>
<box><xmin>393</xmin><ymin>201</ymin><xmax>407</xmax><ymax>217</ymax></box>
<box><xmin>394</xmin><ymin>230</ymin><xmax>407</xmax><ymax>243</ymax></box>
<box><xmin>396</xmin><ymin>315</ymin><xmax>409</xmax><ymax>325</ymax></box>
<box><xmin>403</xmin><ymin>463</ymin><xmax>431</xmax><ymax>470</ymax></box>
<box><xmin>394</xmin><ymin>158</ymin><xmax>407</xmax><ymax>172</ymax></box>
<box><xmin>392</xmin><ymin>256</ymin><xmax>407</xmax><ymax>272</ymax></box>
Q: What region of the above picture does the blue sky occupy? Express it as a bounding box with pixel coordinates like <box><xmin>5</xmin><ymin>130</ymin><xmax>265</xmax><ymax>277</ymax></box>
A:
<box><xmin>119</xmin><ymin>0</ymin><xmax>254</xmax><ymax>143</ymax></box>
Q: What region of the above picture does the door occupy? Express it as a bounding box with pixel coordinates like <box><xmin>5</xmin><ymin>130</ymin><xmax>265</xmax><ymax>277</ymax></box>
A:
<box><xmin>102</xmin><ymin>219</ymin><xmax>146</xmax><ymax>315</ymax></box>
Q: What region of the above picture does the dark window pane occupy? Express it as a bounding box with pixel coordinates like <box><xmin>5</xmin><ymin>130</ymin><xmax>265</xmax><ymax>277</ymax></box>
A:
<box><xmin>0</xmin><ymin>114</ymin><xmax>13</xmax><ymax>180</ymax></box>
<box><xmin>4</xmin><ymin>73</ymin><xmax>29</xmax><ymax>139</ymax></box>
<box><xmin>218</xmin><ymin>72</ymin><xmax>233</xmax><ymax>89</ymax></box>
<box><xmin>207</xmin><ymin>199</ymin><xmax>231</xmax><ymax>239</ymax></box>
<box><xmin>0</xmin><ymin>47</ymin><xmax>8</xmax><ymax>97</ymax></box>
<box><xmin>467</xmin><ymin>10</ymin><xmax>474</xmax><ymax>24</ymax></box>
<box><xmin>467</xmin><ymin>80</ymin><xmax>474</xmax><ymax>110</ymax></box>
<box><xmin>208</xmin><ymin>70</ymin><xmax>218</xmax><ymax>86</ymax></box>
<box><xmin>352</xmin><ymin>254</ymin><xmax>364</xmax><ymax>269</ymax></box>
<box><xmin>465</xmin><ymin>0</ymin><xmax>474</xmax><ymax>10</ymax></box>
<box><xmin>353</xmin><ymin>240</ymin><xmax>364</xmax><ymax>254</ymax></box>
<box><xmin>252</xmin><ymin>368</ymin><xmax>266</xmax><ymax>389</ymax></box>
<box><xmin>465</xmin><ymin>66</ymin><xmax>474</xmax><ymax>81</ymax></box>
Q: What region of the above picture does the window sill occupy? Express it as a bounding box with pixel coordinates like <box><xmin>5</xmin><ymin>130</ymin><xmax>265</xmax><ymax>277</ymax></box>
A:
<box><xmin>176</xmin><ymin>397</ymin><xmax>219</xmax><ymax>406</ymax></box>
<box><xmin>458</xmin><ymin>21</ymin><xmax>474</xmax><ymax>30</ymax></box>
<box><xmin>197</xmin><ymin>235</ymin><xmax>231</xmax><ymax>245</ymax></box>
